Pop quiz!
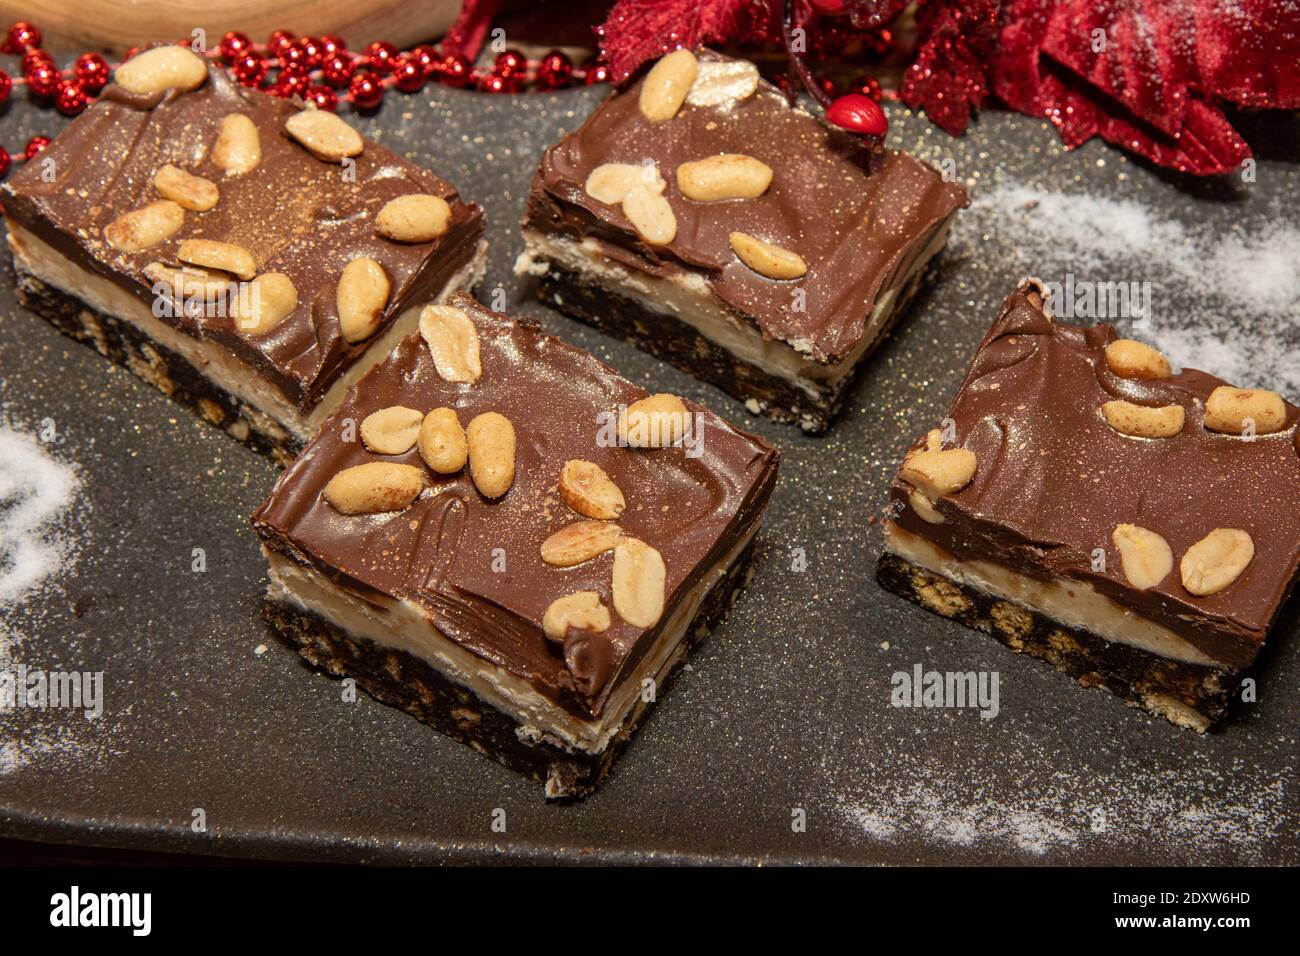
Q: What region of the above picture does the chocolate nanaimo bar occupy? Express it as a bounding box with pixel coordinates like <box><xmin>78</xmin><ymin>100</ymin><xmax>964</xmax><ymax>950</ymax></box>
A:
<box><xmin>252</xmin><ymin>293</ymin><xmax>779</xmax><ymax>797</ymax></box>
<box><xmin>2</xmin><ymin>46</ymin><xmax>485</xmax><ymax>461</ymax></box>
<box><xmin>878</xmin><ymin>279</ymin><xmax>1300</xmax><ymax>731</ymax></box>
<box><xmin>519</xmin><ymin>48</ymin><xmax>968</xmax><ymax>432</ymax></box>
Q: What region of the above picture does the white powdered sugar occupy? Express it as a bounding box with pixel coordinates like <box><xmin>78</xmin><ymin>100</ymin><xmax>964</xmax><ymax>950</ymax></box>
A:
<box><xmin>0</xmin><ymin>422</ymin><xmax>89</xmax><ymax>777</ymax></box>
<box><xmin>0</xmin><ymin>425</ymin><xmax>82</xmax><ymax>608</ymax></box>
<box><xmin>831</xmin><ymin>745</ymin><xmax>1291</xmax><ymax>859</ymax></box>
<box><xmin>960</xmin><ymin>183</ymin><xmax>1300</xmax><ymax>398</ymax></box>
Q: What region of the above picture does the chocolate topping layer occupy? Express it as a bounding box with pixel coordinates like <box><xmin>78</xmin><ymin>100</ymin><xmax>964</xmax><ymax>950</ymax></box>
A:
<box><xmin>253</xmin><ymin>294</ymin><xmax>779</xmax><ymax>718</ymax></box>
<box><xmin>889</xmin><ymin>281</ymin><xmax>1300</xmax><ymax>668</ymax></box>
<box><xmin>524</xmin><ymin>49</ymin><xmax>967</xmax><ymax>365</ymax></box>
<box><xmin>1</xmin><ymin>61</ymin><xmax>483</xmax><ymax>411</ymax></box>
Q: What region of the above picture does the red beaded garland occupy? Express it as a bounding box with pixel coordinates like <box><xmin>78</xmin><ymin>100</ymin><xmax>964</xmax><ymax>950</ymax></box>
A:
<box><xmin>0</xmin><ymin>16</ymin><xmax>620</xmax><ymax>148</ymax></box>
<box><xmin>392</xmin><ymin>54</ymin><xmax>425</xmax><ymax>92</ymax></box>
<box><xmin>231</xmin><ymin>51</ymin><xmax>267</xmax><ymax>87</ymax></box>
<box><xmin>21</xmin><ymin>48</ymin><xmax>53</xmax><ymax>77</ymax></box>
<box><xmin>411</xmin><ymin>45</ymin><xmax>439</xmax><ymax>78</ymax></box>
<box><xmin>4</xmin><ymin>21</ymin><xmax>41</xmax><ymax>54</ymax></box>
<box><xmin>479</xmin><ymin>71</ymin><xmax>520</xmax><ymax>95</ymax></box>
<box><xmin>219</xmin><ymin>31</ymin><xmax>252</xmax><ymax>63</ymax></box>
<box><xmin>273</xmin><ymin>69</ymin><xmax>310</xmax><ymax>99</ymax></box>
<box><xmin>299</xmin><ymin>36</ymin><xmax>324</xmax><ymax>69</ymax></box>
<box><xmin>268</xmin><ymin>29</ymin><xmax>296</xmax><ymax>59</ymax></box>
<box><xmin>493</xmin><ymin>49</ymin><xmax>526</xmax><ymax>78</ymax></box>
<box><xmin>306</xmin><ymin>85</ymin><xmax>338</xmax><ymax>111</ymax></box>
<box><xmin>362</xmin><ymin>40</ymin><xmax>398</xmax><ymax>75</ymax></box>
<box><xmin>26</xmin><ymin>62</ymin><xmax>60</xmax><ymax>99</ymax></box>
<box><xmin>537</xmin><ymin>50</ymin><xmax>572</xmax><ymax>91</ymax></box>
<box><xmin>348</xmin><ymin>70</ymin><xmax>383</xmax><ymax>109</ymax></box>
<box><xmin>581</xmin><ymin>58</ymin><xmax>610</xmax><ymax>85</ymax></box>
<box><xmin>321</xmin><ymin>53</ymin><xmax>355</xmax><ymax>88</ymax></box>
<box><xmin>55</xmin><ymin>79</ymin><xmax>88</xmax><ymax>115</ymax></box>
<box><xmin>74</xmin><ymin>52</ymin><xmax>110</xmax><ymax>93</ymax></box>
<box><xmin>319</xmin><ymin>34</ymin><xmax>347</xmax><ymax>58</ymax></box>
<box><xmin>279</xmin><ymin>39</ymin><xmax>310</xmax><ymax>72</ymax></box>
<box><xmin>437</xmin><ymin>52</ymin><xmax>472</xmax><ymax>89</ymax></box>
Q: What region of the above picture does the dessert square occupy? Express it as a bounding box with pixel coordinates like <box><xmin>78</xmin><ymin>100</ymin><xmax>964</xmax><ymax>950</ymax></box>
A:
<box><xmin>2</xmin><ymin>47</ymin><xmax>485</xmax><ymax>462</ymax></box>
<box><xmin>518</xmin><ymin>48</ymin><xmax>968</xmax><ymax>433</ymax></box>
<box><xmin>877</xmin><ymin>278</ymin><xmax>1300</xmax><ymax>731</ymax></box>
<box><xmin>252</xmin><ymin>293</ymin><xmax>780</xmax><ymax>798</ymax></box>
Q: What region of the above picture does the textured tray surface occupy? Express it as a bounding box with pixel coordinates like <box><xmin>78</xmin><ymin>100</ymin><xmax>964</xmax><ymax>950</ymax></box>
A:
<box><xmin>1</xmin><ymin>75</ymin><xmax>1296</xmax><ymax>864</ymax></box>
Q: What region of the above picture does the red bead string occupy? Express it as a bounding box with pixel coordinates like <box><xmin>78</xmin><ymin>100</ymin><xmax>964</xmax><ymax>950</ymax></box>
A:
<box><xmin>0</xmin><ymin>19</ymin><xmax>610</xmax><ymax>177</ymax></box>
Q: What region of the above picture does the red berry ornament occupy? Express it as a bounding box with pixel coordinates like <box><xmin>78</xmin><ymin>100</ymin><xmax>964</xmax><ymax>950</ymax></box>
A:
<box><xmin>74</xmin><ymin>52</ymin><xmax>110</xmax><ymax>93</ymax></box>
<box><xmin>0</xmin><ymin>69</ymin><xmax>11</xmax><ymax>103</ymax></box>
<box><xmin>0</xmin><ymin>147</ymin><xmax>9</xmax><ymax>177</ymax></box>
<box><xmin>348</xmin><ymin>70</ymin><xmax>383</xmax><ymax>109</ymax></box>
<box><xmin>825</xmin><ymin>93</ymin><xmax>888</xmax><ymax>138</ymax></box>
<box><xmin>25</xmin><ymin>135</ymin><xmax>50</xmax><ymax>160</ymax></box>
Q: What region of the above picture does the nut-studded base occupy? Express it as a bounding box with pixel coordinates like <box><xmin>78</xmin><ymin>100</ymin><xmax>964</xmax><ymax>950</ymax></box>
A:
<box><xmin>15</xmin><ymin>269</ymin><xmax>303</xmax><ymax>464</ymax></box>
<box><xmin>532</xmin><ymin>256</ymin><xmax>931</xmax><ymax>434</ymax></box>
<box><xmin>263</xmin><ymin>537</ymin><xmax>761</xmax><ymax>799</ymax></box>
<box><xmin>875</xmin><ymin>551</ymin><xmax>1242</xmax><ymax>732</ymax></box>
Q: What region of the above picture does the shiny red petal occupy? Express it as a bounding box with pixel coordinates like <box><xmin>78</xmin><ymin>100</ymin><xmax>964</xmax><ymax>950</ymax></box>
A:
<box><xmin>1195</xmin><ymin>0</ymin><xmax>1300</xmax><ymax>108</ymax></box>
<box><xmin>1041</xmin><ymin>0</ymin><xmax>1196</xmax><ymax>137</ymax></box>
<box><xmin>598</xmin><ymin>0</ymin><xmax>778</xmax><ymax>84</ymax></box>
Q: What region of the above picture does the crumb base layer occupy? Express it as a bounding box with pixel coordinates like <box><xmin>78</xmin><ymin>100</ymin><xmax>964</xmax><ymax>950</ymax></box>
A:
<box><xmin>532</xmin><ymin>261</ymin><xmax>930</xmax><ymax>434</ymax></box>
<box><xmin>263</xmin><ymin>537</ymin><xmax>760</xmax><ymax>799</ymax></box>
<box><xmin>875</xmin><ymin>551</ymin><xmax>1240</xmax><ymax>732</ymax></box>
<box><xmin>16</xmin><ymin>270</ymin><xmax>306</xmax><ymax>463</ymax></box>
<box><xmin>13</xmin><ymin>247</ymin><xmax>485</xmax><ymax>463</ymax></box>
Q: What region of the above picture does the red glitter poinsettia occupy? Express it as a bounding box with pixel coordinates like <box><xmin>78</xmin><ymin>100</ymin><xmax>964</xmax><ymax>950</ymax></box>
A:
<box><xmin>584</xmin><ymin>0</ymin><xmax>1300</xmax><ymax>176</ymax></box>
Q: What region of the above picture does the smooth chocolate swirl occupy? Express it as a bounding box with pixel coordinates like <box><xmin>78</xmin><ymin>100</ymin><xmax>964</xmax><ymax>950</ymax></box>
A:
<box><xmin>890</xmin><ymin>281</ymin><xmax>1300</xmax><ymax>668</ymax></box>
<box><xmin>254</xmin><ymin>295</ymin><xmax>780</xmax><ymax>717</ymax></box>
<box><xmin>525</xmin><ymin>49</ymin><xmax>968</xmax><ymax>364</ymax></box>
<box><xmin>1</xmin><ymin>63</ymin><xmax>483</xmax><ymax>411</ymax></box>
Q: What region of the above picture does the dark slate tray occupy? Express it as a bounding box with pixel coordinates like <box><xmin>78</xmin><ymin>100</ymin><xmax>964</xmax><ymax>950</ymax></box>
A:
<box><xmin>0</xmin><ymin>69</ymin><xmax>1296</xmax><ymax>865</ymax></box>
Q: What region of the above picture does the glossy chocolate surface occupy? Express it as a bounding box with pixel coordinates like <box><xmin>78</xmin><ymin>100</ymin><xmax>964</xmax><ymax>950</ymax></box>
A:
<box><xmin>253</xmin><ymin>294</ymin><xmax>780</xmax><ymax>718</ymax></box>
<box><xmin>889</xmin><ymin>281</ymin><xmax>1300</xmax><ymax>668</ymax></box>
<box><xmin>524</xmin><ymin>50</ymin><xmax>968</xmax><ymax>365</ymax></box>
<box><xmin>1</xmin><ymin>61</ymin><xmax>483</xmax><ymax>411</ymax></box>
